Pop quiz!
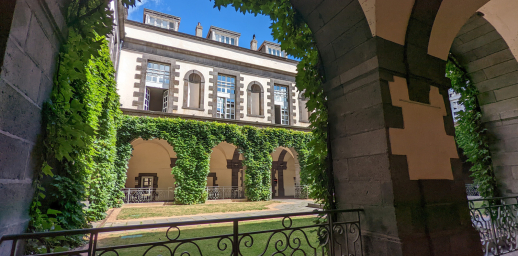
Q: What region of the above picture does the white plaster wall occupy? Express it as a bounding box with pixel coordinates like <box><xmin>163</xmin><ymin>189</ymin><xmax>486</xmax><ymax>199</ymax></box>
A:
<box><xmin>125</xmin><ymin>139</ymin><xmax>176</xmax><ymax>189</ymax></box>
<box><xmin>271</xmin><ymin>147</ymin><xmax>298</xmax><ymax>197</ymax></box>
<box><xmin>126</xmin><ymin>24</ymin><xmax>297</xmax><ymax>73</ymax></box>
<box><xmin>117</xmin><ymin>50</ymin><xmax>143</xmax><ymax>109</ymax></box>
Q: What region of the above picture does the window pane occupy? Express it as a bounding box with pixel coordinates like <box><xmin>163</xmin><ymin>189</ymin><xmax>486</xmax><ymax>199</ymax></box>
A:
<box><xmin>231</xmin><ymin>38</ymin><xmax>235</xmax><ymax>45</ymax></box>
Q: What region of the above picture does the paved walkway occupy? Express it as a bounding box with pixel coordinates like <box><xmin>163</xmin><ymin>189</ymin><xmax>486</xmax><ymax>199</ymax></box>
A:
<box><xmin>93</xmin><ymin>199</ymin><xmax>318</xmax><ymax>228</ymax></box>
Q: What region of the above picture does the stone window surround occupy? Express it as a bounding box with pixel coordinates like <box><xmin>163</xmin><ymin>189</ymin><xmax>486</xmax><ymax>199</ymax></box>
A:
<box><xmin>298</xmin><ymin>90</ymin><xmax>310</xmax><ymax>123</ymax></box>
<box><xmin>182</xmin><ymin>69</ymin><xmax>205</xmax><ymax>111</ymax></box>
<box><xmin>267</xmin><ymin>79</ymin><xmax>296</xmax><ymax>125</ymax></box>
<box><xmin>246</xmin><ymin>81</ymin><xmax>265</xmax><ymax>118</ymax></box>
<box><xmin>208</xmin><ymin>68</ymin><xmax>245</xmax><ymax>120</ymax></box>
<box><xmin>134</xmin><ymin>54</ymin><xmax>180</xmax><ymax>112</ymax></box>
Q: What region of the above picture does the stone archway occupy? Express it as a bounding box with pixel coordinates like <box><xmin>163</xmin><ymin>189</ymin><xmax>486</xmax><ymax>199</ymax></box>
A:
<box><xmin>450</xmin><ymin>10</ymin><xmax>518</xmax><ymax>196</ymax></box>
<box><xmin>287</xmin><ymin>0</ymin><xmax>518</xmax><ymax>254</ymax></box>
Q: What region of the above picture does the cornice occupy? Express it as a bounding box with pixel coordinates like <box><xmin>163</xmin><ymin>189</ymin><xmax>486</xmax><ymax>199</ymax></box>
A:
<box><xmin>124</xmin><ymin>20</ymin><xmax>299</xmax><ymax>64</ymax></box>
<box><xmin>122</xmin><ymin>108</ymin><xmax>311</xmax><ymax>132</ymax></box>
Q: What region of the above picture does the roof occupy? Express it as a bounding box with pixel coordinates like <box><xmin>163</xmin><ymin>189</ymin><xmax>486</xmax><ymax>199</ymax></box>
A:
<box><xmin>206</xmin><ymin>26</ymin><xmax>241</xmax><ymax>38</ymax></box>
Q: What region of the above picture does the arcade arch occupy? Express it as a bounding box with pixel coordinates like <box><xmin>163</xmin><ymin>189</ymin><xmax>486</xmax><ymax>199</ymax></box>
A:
<box><xmin>125</xmin><ymin>138</ymin><xmax>176</xmax><ymax>189</ymax></box>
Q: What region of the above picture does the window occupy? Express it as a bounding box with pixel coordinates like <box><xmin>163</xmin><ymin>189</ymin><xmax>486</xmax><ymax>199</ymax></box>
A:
<box><xmin>188</xmin><ymin>73</ymin><xmax>202</xmax><ymax>108</ymax></box>
<box><xmin>162</xmin><ymin>90</ymin><xmax>168</xmax><ymax>112</ymax></box>
<box><xmin>268</xmin><ymin>47</ymin><xmax>283</xmax><ymax>57</ymax></box>
<box><xmin>274</xmin><ymin>85</ymin><xmax>289</xmax><ymax>125</ymax></box>
<box><xmin>146</xmin><ymin>62</ymin><xmax>170</xmax><ymax>89</ymax></box>
<box><xmin>144</xmin><ymin>88</ymin><xmax>150</xmax><ymax>110</ymax></box>
<box><xmin>146</xmin><ymin>15</ymin><xmax>174</xmax><ymax>30</ymax></box>
<box><xmin>216</xmin><ymin>75</ymin><xmax>236</xmax><ymax>119</ymax></box>
<box><xmin>145</xmin><ymin>87</ymin><xmax>168</xmax><ymax>112</ymax></box>
<box><xmin>215</xmin><ymin>33</ymin><xmax>236</xmax><ymax>45</ymax></box>
<box><xmin>141</xmin><ymin>176</ymin><xmax>154</xmax><ymax>188</ymax></box>
<box><xmin>250</xmin><ymin>84</ymin><xmax>262</xmax><ymax>116</ymax></box>
<box><xmin>299</xmin><ymin>92</ymin><xmax>309</xmax><ymax>122</ymax></box>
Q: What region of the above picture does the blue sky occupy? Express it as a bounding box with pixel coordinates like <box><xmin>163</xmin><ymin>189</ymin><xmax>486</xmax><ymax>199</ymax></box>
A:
<box><xmin>128</xmin><ymin>0</ymin><xmax>277</xmax><ymax>49</ymax></box>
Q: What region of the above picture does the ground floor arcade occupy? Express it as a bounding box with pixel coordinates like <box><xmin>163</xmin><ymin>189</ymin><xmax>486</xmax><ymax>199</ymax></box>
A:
<box><xmin>123</xmin><ymin>138</ymin><xmax>304</xmax><ymax>202</ymax></box>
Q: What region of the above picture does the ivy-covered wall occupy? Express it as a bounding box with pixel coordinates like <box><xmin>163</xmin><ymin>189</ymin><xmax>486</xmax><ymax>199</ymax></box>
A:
<box><xmin>116</xmin><ymin>116</ymin><xmax>312</xmax><ymax>204</ymax></box>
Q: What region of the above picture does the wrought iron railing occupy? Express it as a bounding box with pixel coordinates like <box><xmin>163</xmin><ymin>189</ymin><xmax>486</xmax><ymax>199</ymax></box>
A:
<box><xmin>206</xmin><ymin>186</ymin><xmax>244</xmax><ymax>200</ymax></box>
<box><xmin>467</xmin><ymin>184</ymin><xmax>481</xmax><ymax>197</ymax></box>
<box><xmin>295</xmin><ymin>185</ymin><xmax>310</xmax><ymax>199</ymax></box>
<box><xmin>469</xmin><ymin>196</ymin><xmax>518</xmax><ymax>255</ymax></box>
<box><xmin>0</xmin><ymin>209</ymin><xmax>364</xmax><ymax>256</ymax></box>
<box><xmin>122</xmin><ymin>187</ymin><xmax>175</xmax><ymax>203</ymax></box>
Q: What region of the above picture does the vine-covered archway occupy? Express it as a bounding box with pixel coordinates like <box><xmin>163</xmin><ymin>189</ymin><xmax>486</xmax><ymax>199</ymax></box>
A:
<box><xmin>116</xmin><ymin>115</ymin><xmax>311</xmax><ymax>204</ymax></box>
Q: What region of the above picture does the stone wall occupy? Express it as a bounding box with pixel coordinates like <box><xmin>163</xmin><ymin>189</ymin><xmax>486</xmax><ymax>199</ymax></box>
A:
<box><xmin>0</xmin><ymin>0</ymin><xmax>67</xmax><ymax>253</ymax></box>
<box><xmin>451</xmin><ymin>13</ymin><xmax>518</xmax><ymax>196</ymax></box>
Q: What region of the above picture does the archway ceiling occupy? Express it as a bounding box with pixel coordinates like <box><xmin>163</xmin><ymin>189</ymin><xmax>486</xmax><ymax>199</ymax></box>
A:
<box><xmin>353</xmin><ymin>0</ymin><xmax>517</xmax><ymax>61</ymax></box>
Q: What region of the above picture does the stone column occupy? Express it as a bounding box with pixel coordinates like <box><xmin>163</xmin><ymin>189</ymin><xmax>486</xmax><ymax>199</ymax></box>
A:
<box><xmin>324</xmin><ymin>39</ymin><xmax>481</xmax><ymax>256</ymax></box>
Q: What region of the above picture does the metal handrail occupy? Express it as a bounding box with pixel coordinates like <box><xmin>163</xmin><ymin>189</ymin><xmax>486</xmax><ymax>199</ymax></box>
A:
<box><xmin>0</xmin><ymin>208</ymin><xmax>364</xmax><ymax>256</ymax></box>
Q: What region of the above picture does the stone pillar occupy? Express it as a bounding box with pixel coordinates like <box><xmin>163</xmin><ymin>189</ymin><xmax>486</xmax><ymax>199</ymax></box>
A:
<box><xmin>0</xmin><ymin>0</ymin><xmax>68</xmax><ymax>254</ymax></box>
<box><xmin>324</xmin><ymin>39</ymin><xmax>481</xmax><ymax>256</ymax></box>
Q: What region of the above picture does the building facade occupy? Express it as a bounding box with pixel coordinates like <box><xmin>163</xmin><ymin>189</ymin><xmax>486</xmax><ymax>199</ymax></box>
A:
<box><xmin>114</xmin><ymin>8</ymin><xmax>310</xmax><ymax>199</ymax></box>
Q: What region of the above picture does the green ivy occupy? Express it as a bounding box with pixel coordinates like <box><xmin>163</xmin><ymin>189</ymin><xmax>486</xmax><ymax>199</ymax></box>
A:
<box><xmin>29</xmin><ymin>0</ymin><xmax>137</xmax><ymax>241</ymax></box>
<box><xmin>446</xmin><ymin>55</ymin><xmax>498</xmax><ymax>198</ymax></box>
<box><xmin>116</xmin><ymin>116</ymin><xmax>312</xmax><ymax>204</ymax></box>
<box><xmin>212</xmin><ymin>0</ymin><xmax>332</xmax><ymax>209</ymax></box>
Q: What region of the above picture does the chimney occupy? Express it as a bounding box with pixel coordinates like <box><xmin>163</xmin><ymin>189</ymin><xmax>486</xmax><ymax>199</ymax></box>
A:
<box><xmin>250</xmin><ymin>34</ymin><xmax>258</xmax><ymax>50</ymax></box>
<box><xmin>195</xmin><ymin>22</ymin><xmax>203</xmax><ymax>37</ymax></box>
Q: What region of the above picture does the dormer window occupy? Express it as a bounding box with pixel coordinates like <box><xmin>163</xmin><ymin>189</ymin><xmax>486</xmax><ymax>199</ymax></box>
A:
<box><xmin>146</xmin><ymin>16</ymin><xmax>172</xmax><ymax>29</ymax></box>
<box><xmin>258</xmin><ymin>41</ymin><xmax>286</xmax><ymax>58</ymax></box>
<box><xmin>215</xmin><ymin>34</ymin><xmax>236</xmax><ymax>45</ymax></box>
<box><xmin>268</xmin><ymin>48</ymin><xmax>283</xmax><ymax>57</ymax></box>
<box><xmin>207</xmin><ymin>26</ymin><xmax>240</xmax><ymax>46</ymax></box>
<box><xmin>143</xmin><ymin>9</ymin><xmax>181</xmax><ymax>31</ymax></box>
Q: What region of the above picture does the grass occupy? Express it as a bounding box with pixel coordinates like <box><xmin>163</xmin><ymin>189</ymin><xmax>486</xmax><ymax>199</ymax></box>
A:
<box><xmin>117</xmin><ymin>201</ymin><xmax>282</xmax><ymax>220</ymax></box>
<box><xmin>96</xmin><ymin>216</ymin><xmax>325</xmax><ymax>256</ymax></box>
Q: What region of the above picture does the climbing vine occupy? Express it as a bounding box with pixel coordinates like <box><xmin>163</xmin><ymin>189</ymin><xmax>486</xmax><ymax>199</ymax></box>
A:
<box><xmin>212</xmin><ymin>0</ymin><xmax>332</xmax><ymax>209</ymax></box>
<box><xmin>446</xmin><ymin>55</ymin><xmax>497</xmax><ymax>198</ymax></box>
<box><xmin>116</xmin><ymin>116</ymin><xmax>312</xmax><ymax>204</ymax></box>
<box><xmin>29</xmin><ymin>0</ymin><xmax>137</xmax><ymax>241</ymax></box>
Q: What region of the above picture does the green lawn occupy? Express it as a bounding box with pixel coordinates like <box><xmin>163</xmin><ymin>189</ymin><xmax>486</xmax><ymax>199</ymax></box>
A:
<box><xmin>97</xmin><ymin>217</ymin><xmax>325</xmax><ymax>255</ymax></box>
<box><xmin>117</xmin><ymin>201</ymin><xmax>281</xmax><ymax>220</ymax></box>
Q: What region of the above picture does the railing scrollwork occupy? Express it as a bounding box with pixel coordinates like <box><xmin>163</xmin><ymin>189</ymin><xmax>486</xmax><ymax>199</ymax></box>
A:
<box><xmin>0</xmin><ymin>209</ymin><xmax>364</xmax><ymax>256</ymax></box>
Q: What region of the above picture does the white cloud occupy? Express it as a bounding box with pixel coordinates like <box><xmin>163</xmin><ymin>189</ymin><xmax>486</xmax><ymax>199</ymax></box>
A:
<box><xmin>128</xmin><ymin>0</ymin><xmax>163</xmax><ymax>18</ymax></box>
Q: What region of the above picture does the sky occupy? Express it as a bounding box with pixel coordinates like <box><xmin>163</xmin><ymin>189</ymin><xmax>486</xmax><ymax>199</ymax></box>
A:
<box><xmin>127</xmin><ymin>0</ymin><xmax>278</xmax><ymax>50</ymax></box>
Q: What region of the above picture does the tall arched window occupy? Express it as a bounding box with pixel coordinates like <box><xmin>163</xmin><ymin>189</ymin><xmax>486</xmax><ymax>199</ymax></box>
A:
<box><xmin>247</xmin><ymin>81</ymin><xmax>264</xmax><ymax>117</ymax></box>
<box><xmin>250</xmin><ymin>84</ymin><xmax>262</xmax><ymax>116</ymax></box>
<box><xmin>188</xmin><ymin>73</ymin><xmax>201</xmax><ymax>108</ymax></box>
<box><xmin>182</xmin><ymin>70</ymin><xmax>205</xmax><ymax>110</ymax></box>
<box><xmin>299</xmin><ymin>91</ymin><xmax>309</xmax><ymax>123</ymax></box>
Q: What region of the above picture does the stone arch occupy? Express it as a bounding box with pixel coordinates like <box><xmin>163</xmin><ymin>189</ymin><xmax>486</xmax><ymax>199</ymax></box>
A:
<box><xmin>247</xmin><ymin>81</ymin><xmax>264</xmax><ymax>117</ymax></box>
<box><xmin>182</xmin><ymin>69</ymin><xmax>205</xmax><ymax>110</ymax></box>
<box><xmin>290</xmin><ymin>0</ymin><xmax>490</xmax><ymax>254</ymax></box>
<box><xmin>126</xmin><ymin>138</ymin><xmax>176</xmax><ymax>189</ymax></box>
<box><xmin>450</xmin><ymin>13</ymin><xmax>518</xmax><ymax>196</ymax></box>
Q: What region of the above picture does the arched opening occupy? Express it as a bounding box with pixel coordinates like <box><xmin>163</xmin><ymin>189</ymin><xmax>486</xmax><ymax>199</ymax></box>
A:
<box><xmin>250</xmin><ymin>84</ymin><xmax>262</xmax><ymax>116</ymax></box>
<box><xmin>187</xmin><ymin>73</ymin><xmax>202</xmax><ymax>108</ymax></box>
<box><xmin>208</xmin><ymin>142</ymin><xmax>244</xmax><ymax>199</ymax></box>
<box><xmin>124</xmin><ymin>138</ymin><xmax>176</xmax><ymax>203</ymax></box>
<box><xmin>270</xmin><ymin>147</ymin><xmax>299</xmax><ymax>198</ymax></box>
<box><xmin>298</xmin><ymin>91</ymin><xmax>309</xmax><ymax>123</ymax></box>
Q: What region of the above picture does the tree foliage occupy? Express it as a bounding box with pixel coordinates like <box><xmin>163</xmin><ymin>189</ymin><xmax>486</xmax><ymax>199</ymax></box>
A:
<box><xmin>212</xmin><ymin>0</ymin><xmax>333</xmax><ymax>209</ymax></box>
<box><xmin>446</xmin><ymin>55</ymin><xmax>497</xmax><ymax>198</ymax></box>
<box><xmin>116</xmin><ymin>116</ymin><xmax>312</xmax><ymax>204</ymax></box>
